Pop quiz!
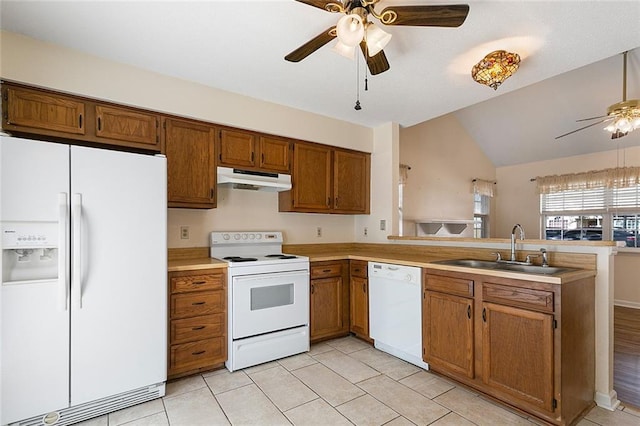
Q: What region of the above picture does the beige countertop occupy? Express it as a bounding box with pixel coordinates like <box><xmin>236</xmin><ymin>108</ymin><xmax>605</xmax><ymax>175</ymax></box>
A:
<box><xmin>168</xmin><ymin>247</ymin><xmax>595</xmax><ymax>284</ymax></box>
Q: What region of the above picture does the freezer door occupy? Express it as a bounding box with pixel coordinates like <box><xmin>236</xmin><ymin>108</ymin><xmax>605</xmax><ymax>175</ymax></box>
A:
<box><xmin>69</xmin><ymin>146</ymin><xmax>167</xmax><ymax>406</ymax></box>
<box><xmin>1</xmin><ymin>137</ymin><xmax>70</xmax><ymax>424</ymax></box>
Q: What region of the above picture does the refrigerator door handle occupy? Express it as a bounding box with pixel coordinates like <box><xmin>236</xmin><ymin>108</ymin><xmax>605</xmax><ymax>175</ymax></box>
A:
<box><xmin>72</xmin><ymin>193</ymin><xmax>83</xmax><ymax>309</ymax></box>
<box><xmin>58</xmin><ymin>192</ymin><xmax>69</xmax><ymax>311</ymax></box>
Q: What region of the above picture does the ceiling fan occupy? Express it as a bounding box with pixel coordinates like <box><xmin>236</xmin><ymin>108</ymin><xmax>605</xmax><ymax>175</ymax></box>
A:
<box><xmin>284</xmin><ymin>0</ymin><xmax>470</xmax><ymax>75</ymax></box>
<box><xmin>556</xmin><ymin>51</ymin><xmax>640</xmax><ymax>140</ymax></box>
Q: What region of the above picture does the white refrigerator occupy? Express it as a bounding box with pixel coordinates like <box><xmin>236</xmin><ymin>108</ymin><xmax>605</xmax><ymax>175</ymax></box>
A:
<box><xmin>0</xmin><ymin>136</ymin><xmax>167</xmax><ymax>425</ymax></box>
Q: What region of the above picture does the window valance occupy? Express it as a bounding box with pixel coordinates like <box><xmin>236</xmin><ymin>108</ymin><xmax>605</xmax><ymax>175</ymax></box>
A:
<box><xmin>535</xmin><ymin>167</ymin><xmax>640</xmax><ymax>194</ymax></box>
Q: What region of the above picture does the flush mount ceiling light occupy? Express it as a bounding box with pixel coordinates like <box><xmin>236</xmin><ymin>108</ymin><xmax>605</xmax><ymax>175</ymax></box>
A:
<box><xmin>556</xmin><ymin>51</ymin><xmax>640</xmax><ymax>140</ymax></box>
<box><xmin>471</xmin><ymin>50</ymin><xmax>521</xmax><ymax>90</ymax></box>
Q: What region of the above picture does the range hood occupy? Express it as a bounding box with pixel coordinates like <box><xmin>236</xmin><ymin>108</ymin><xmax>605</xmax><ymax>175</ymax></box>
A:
<box><xmin>217</xmin><ymin>167</ymin><xmax>292</xmax><ymax>192</ymax></box>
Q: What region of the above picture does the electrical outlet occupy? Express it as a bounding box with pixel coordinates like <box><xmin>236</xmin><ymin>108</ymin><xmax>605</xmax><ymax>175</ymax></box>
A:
<box><xmin>316</xmin><ymin>227</ymin><xmax>322</xmax><ymax>237</ymax></box>
<box><xmin>380</xmin><ymin>220</ymin><xmax>386</xmax><ymax>231</ymax></box>
<box><xmin>180</xmin><ymin>226</ymin><xmax>189</xmax><ymax>239</ymax></box>
<box><xmin>364</xmin><ymin>227</ymin><xmax>368</xmax><ymax>236</ymax></box>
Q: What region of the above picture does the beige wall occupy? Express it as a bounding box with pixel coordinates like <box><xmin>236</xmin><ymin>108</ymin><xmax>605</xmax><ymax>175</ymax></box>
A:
<box><xmin>399</xmin><ymin>114</ymin><xmax>496</xmax><ymax>237</ymax></box>
<box><xmin>0</xmin><ymin>30</ymin><xmax>396</xmax><ymax>246</ymax></box>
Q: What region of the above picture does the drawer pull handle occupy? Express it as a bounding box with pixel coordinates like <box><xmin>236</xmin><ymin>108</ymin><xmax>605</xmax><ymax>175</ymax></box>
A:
<box><xmin>192</xmin><ymin>301</ymin><xmax>206</xmax><ymax>306</ymax></box>
<box><xmin>192</xmin><ymin>351</ymin><xmax>206</xmax><ymax>356</ymax></box>
<box><xmin>323</xmin><ymin>269</ymin><xmax>331</xmax><ymax>273</ymax></box>
<box><xmin>192</xmin><ymin>281</ymin><xmax>206</xmax><ymax>285</ymax></box>
<box><xmin>192</xmin><ymin>326</ymin><xmax>206</xmax><ymax>330</ymax></box>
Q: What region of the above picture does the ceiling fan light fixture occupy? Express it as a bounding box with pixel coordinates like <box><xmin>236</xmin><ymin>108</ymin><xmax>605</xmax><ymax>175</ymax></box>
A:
<box><xmin>332</xmin><ymin>40</ymin><xmax>356</xmax><ymax>59</ymax></box>
<box><xmin>336</xmin><ymin>13</ymin><xmax>364</xmax><ymax>47</ymax></box>
<box><xmin>471</xmin><ymin>50</ymin><xmax>521</xmax><ymax>90</ymax></box>
<box><xmin>365</xmin><ymin>24</ymin><xmax>392</xmax><ymax>57</ymax></box>
<box><xmin>605</xmin><ymin>99</ymin><xmax>640</xmax><ymax>136</ymax></box>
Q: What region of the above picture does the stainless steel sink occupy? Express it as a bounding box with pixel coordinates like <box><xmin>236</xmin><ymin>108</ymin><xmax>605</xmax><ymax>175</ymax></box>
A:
<box><xmin>432</xmin><ymin>259</ymin><xmax>574</xmax><ymax>275</ymax></box>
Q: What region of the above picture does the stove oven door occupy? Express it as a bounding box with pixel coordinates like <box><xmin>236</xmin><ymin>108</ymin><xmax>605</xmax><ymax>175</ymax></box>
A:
<box><xmin>232</xmin><ymin>270</ymin><xmax>309</xmax><ymax>339</ymax></box>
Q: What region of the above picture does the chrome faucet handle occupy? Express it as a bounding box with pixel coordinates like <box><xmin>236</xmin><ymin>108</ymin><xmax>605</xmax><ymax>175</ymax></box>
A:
<box><xmin>525</xmin><ymin>254</ymin><xmax>539</xmax><ymax>265</ymax></box>
<box><xmin>491</xmin><ymin>252</ymin><xmax>502</xmax><ymax>262</ymax></box>
<box><xmin>540</xmin><ymin>248</ymin><xmax>549</xmax><ymax>267</ymax></box>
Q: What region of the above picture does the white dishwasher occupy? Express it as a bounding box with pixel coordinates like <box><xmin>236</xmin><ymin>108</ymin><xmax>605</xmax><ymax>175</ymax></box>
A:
<box><xmin>368</xmin><ymin>262</ymin><xmax>428</xmax><ymax>369</ymax></box>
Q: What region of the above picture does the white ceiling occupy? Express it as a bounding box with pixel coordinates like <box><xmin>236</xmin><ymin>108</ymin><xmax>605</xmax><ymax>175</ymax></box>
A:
<box><xmin>1</xmin><ymin>0</ymin><xmax>639</xmax><ymax>166</ymax></box>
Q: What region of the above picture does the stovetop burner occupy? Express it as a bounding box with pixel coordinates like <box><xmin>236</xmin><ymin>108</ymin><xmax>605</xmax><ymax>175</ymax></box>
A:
<box><xmin>223</xmin><ymin>256</ymin><xmax>258</xmax><ymax>262</ymax></box>
<box><xmin>265</xmin><ymin>254</ymin><xmax>298</xmax><ymax>259</ymax></box>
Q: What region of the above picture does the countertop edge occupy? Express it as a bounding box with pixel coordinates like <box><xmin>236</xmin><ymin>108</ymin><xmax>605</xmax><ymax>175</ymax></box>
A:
<box><xmin>168</xmin><ymin>253</ymin><xmax>595</xmax><ymax>283</ymax></box>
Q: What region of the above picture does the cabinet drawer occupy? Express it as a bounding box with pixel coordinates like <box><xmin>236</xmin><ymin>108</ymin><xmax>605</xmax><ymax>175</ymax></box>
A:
<box><xmin>350</xmin><ymin>261</ymin><xmax>368</xmax><ymax>278</ymax></box>
<box><xmin>425</xmin><ymin>274</ymin><xmax>474</xmax><ymax>298</ymax></box>
<box><xmin>171</xmin><ymin>273</ymin><xmax>224</xmax><ymax>293</ymax></box>
<box><xmin>311</xmin><ymin>263</ymin><xmax>343</xmax><ymax>279</ymax></box>
<box><xmin>171</xmin><ymin>313</ymin><xmax>225</xmax><ymax>345</ymax></box>
<box><xmin>483</xmin><ymin>283</ymin><xmax>554</xmax><ymax>313</ymax></box>
<box><xmin>169</xmin><ymin>337</ymin><xmax>225</xmax><ymax>374</ymax></box>
<box><xmin>171</xmin><ymin>291</ymin><xmax>224</xmax><ymax>319</ymax></box>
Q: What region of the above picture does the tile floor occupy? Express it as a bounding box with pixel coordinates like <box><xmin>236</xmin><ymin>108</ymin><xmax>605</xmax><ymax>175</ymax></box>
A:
<box><xmin>79</xmin><ymin>336</ymin><xmax>640</xmax><ymax>426</ymax></box>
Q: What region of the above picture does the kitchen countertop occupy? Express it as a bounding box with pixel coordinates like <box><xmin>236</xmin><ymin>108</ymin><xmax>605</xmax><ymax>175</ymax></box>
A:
<box><xmin>168</xmin><ymin>248</ymin><xmax>595</xmax><ymax>284</ymax></box>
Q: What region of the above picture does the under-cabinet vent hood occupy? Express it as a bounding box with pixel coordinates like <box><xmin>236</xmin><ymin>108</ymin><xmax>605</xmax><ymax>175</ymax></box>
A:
<box><xmin>217</xmin><ymin>167</ymin><xmax>292</xmax><ymax>192</ymax></box>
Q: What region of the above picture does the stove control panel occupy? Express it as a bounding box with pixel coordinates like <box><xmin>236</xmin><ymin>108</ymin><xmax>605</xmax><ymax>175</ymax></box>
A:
<box><xmin>211</xmin><ymin>231</ymin><xmax>282</xmax><ymax>245</ymax></box>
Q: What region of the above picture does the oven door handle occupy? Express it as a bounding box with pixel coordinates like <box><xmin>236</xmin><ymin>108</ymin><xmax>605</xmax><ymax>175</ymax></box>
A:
<box><xmin>232</xmin><ymin>270</ymin><xmax>309</xmax><ymax>285</ymax></box>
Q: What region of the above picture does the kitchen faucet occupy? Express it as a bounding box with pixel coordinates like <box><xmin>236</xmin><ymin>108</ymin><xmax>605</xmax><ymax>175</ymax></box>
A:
<box><xmin>510</xmin><ymin>224</ymin><xmax>525</xmax><ymax>262</ymax></box>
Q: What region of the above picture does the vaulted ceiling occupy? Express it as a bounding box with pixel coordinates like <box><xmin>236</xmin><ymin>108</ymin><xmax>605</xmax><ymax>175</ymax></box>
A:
<box><xmin>1</xmin><ymin>0</ymin><xmax>639</xmax><ymax>166</ymax></box>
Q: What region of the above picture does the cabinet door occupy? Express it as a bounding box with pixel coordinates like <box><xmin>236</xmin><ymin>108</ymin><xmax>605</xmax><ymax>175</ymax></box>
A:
<box><xmin>165</xmin><ymin>118</ymin><xmax>216</xmax><ymax>208</ymax></box>
<box><xmin>218</xmin><ymin>128</ymin><xmax>256</xmax><ymax>168</ymax></box>
<box><xmin>333</xmin><ymin>149</ymin><xmax>370</xmax><ymax>213</ymax></box>
<box><xmin>310</xmin><ymin>277</ymin><xmax>344</xmax><ymax>340</ymax></box>
<box><xmin>290</xmin><ymin>142</ymin><xmax>332</xmax><ymax>211</ymax></box>
<box><xmin>259</xmin><ymin>136</ymin><xmax>290</xmax><ymax>173</ymax></box>
<box><xmin>4</xmin><ymin>85</ymin><xmax>85</xmax><ymax>134</ymax></box>
<box><xmin>95</xmin><ymin>105</ymin><xmax>160</xmax><ymax>150</ymax></box>
<box><xmin>350</xmin><ymin>276</ymin><xmax>369</xmax><ymax>339</ymax></box>
<box><xmin>423</xmin><ymin>291</ymin><xmax>474</xmax><ymax>378</ymax></box>
<box><xmin>482</xmin><ymin>302</ymin><xmax>554</xmax><ymax>412</ymax></box>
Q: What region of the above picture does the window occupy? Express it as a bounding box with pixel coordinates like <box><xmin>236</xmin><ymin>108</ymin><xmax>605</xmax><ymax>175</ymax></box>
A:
<box><xmin>474</xmin><ymin>193</ymin><xmax>490</xmax><ymax>238</ymax></box>
<box><xmin>541</xmin><ymin>184</ymin><xmax>640</xmax><ymax>248</ymax></box>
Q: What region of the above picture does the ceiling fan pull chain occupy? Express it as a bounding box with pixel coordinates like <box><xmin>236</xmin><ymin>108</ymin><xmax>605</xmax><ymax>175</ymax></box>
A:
<box><xmin>355</xmin><ymin>52</ymin><xmax>362</xmax><ymax>110</ymax></box>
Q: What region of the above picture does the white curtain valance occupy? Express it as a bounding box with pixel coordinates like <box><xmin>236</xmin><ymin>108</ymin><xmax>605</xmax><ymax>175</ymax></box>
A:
<box><xmin>472</xmin><ymin>179</ymin><xmax>495</xmax><ymax>197</ymax></box>
<box><xmin>535</xmin><ymin>166</ymin><xmax>640</xmax><ymax>194</ymax></box>
<box><xmin>399</xmin><ymin>164</ymin><xmax>411</xmax><ymax>185</ymax></box>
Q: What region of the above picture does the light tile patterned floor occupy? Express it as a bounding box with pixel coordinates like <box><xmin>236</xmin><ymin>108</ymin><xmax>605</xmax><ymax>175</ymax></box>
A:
<box><xmin>78</xmin><ymin>336</ymin><xmax>640</xmax><ymax>426</ymax></box>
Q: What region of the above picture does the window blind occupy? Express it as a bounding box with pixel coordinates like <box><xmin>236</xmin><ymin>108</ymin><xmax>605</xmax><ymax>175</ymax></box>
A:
<box><xmin>541</xmin><ymin>185</ymin><xmax>640</xmax><ymax>213</ymax></box>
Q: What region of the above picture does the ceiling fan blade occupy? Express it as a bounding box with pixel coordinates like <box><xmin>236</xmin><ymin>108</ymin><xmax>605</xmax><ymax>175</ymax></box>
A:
<box><xmin>285</xmin><ymin>27</ymin><xmax>336</xmax><ymax>63</ymax></box>
<box><xmin>379</xmin><ymin>5</ymin><xmax>470</xmax><ymax>27</ymax></box>
<box><xmin>359</xmin><ymin>42</ymin><xmax>390</xmax><ymax>75</ymax></box>
<box><xmin>555</xmin><ymin>118</ymin><xmax>611</xmax><ymax>140</ymax></box>
<box><xmin>575</xmin><ymin>115</ymin><xmax>609</xmax><ymax>122</ymax></box>
<box><xmin>611</xmin><ymin>130</ymin><xmax>628</xmax><ymax>140</ymax></box>
<box><xmin>294</xmin><ymin>0</ymin><xmax>336</xmax><ymax>12</ymax></box>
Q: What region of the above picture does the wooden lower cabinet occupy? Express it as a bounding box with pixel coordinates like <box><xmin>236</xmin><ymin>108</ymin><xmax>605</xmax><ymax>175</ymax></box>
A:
<box><xmin>168</xmin><ymin>269</ymin><xmax>226</xmax><ymax>379</ymax></box>
<box><xmin>349</xmin><ymin>260</ymin><xmax>371</xmax><ymax>342</ymax></box>
<box><xmin>423</xmin><ymin>269</ymin><xmax>595</xmax><ymax>425</ymax></box>
<box><xmin>310</xmin><ymin>260</ymin><xmax>350</xmax><ymax>342</ymax></box>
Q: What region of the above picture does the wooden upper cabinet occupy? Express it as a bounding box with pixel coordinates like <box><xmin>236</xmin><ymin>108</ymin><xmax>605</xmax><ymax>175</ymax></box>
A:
<box><xmin>3</xmin><ymin>85</ymin><xmax>86</xmax><ymax>135</ymax></box>
<box><xmin>333</xmin><ymin>149</ymin><xmax>370</xmax><ymax>214</ymax></box>
<box><xmin>95</xmin><ymin>105</ymin><xmax>160</xmax><ymax>150</ymax></box>
<box><xmin>279</xmin><ymin>142</ymin><xmax>370</xmax><ymax>214</ymax></box>
<box><xmin>259</xmin><ymin>136</ymin><xmax>290</xmax><ymax>173</ymax></box>
<box><xmin>218</xmin><ymin>128</ymin><xmax>256</xmax><ymax>169</ymax></box>
<box><xmin>164</xmin><ymin>118</ymin><xmax>216</xmax><ymax>209</ymax></box>
<box><xmin>1</xmin><ymin>82</ymin><xmax>161</xmax><ymax>152</ymax></box>
<box><xmin>218</xmin><ymin>129</ymin><xmax>291</xmax><ymax>173</ymax></box>
<box><xmin>280</xmin><ymin>142</ymin><xmax>332</xmax><ymax>212</ymax></box>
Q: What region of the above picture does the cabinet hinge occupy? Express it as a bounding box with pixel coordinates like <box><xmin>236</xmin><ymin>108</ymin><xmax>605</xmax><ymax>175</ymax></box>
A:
<box><xmin>552</xmin><ymin>398</ymin><xmax>557</xmax><ymax>409</ymax></box>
